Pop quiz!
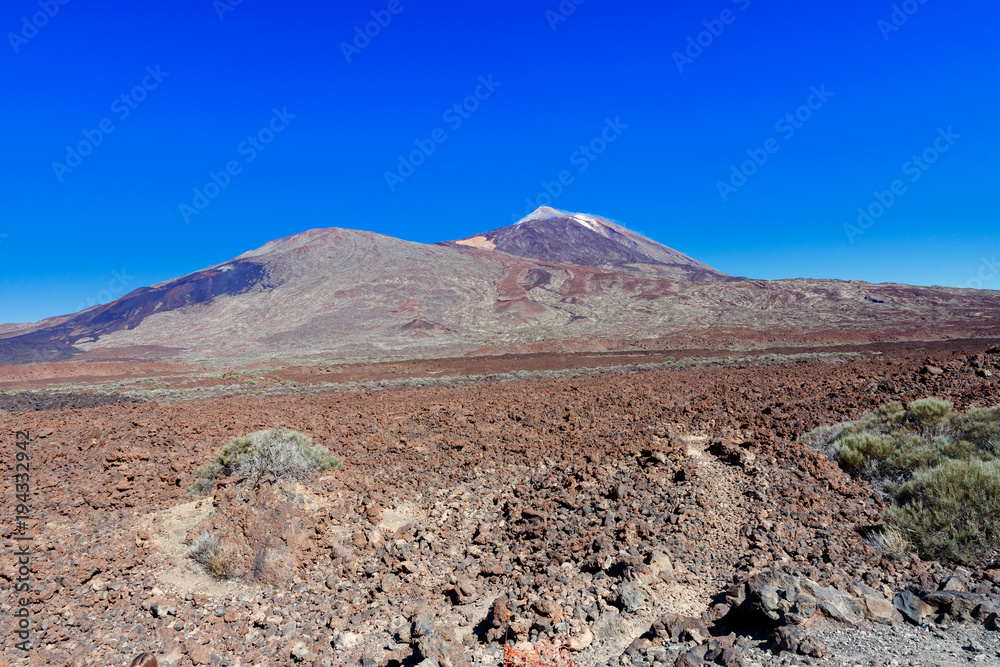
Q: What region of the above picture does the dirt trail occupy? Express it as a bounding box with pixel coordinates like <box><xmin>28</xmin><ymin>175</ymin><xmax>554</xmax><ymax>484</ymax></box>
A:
<box><xmin>579</xmin><ymin>433</ymin><xmax>762</xmax><ymax>666</ymax></box>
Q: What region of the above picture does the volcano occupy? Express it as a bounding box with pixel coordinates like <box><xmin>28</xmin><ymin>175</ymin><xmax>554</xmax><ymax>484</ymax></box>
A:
<box><xmin>3</xmin><ymin>208</ymin><xmax>1000</xmax><ymax>366</ymax></box>
<box><xmin>442</xmin><ymin>207</ymin><xmax>728</xmax><ymax>282</ymax></box>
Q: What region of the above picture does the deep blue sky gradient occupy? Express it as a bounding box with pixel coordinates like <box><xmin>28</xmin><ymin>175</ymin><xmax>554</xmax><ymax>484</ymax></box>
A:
<box><xmin>2</xmin><ymin>0</ymin><xmax>998</xmax><ymax>323</ymax></box>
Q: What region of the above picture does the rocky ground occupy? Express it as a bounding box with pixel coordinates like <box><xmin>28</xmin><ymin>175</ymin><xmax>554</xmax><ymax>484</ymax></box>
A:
<box><xmin>1</xmin><ymin>339</ymin><xmax>999</xmax><ymax>666</ymax></box>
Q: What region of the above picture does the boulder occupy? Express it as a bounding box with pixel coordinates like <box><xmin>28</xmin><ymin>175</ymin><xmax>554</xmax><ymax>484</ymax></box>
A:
<box><xmin>672</xmin><ymin>639</ymin><xmax>746</xmax><ymax>667</ymax></box>
<box><xmin>411</xmin><ymin>614</ymin><xmax>467</xmax><ymax>667</ymax></box>
<box><xmin>447</xmin><ymin>576</ymin><xmax>479</xmax><ymax>605</ymax></box>
<box><xmin>624</xmin><ymin>637</ymin><xmax>651</xmax><ymax>656</ymax></box>
<box><xmin>647</xmin><ymin>612</ymin><xmax>709</xmax><ymax>644</ymax></box>
<box><xmin>532</xmin><ymin>599</ymin><xmax>561</xmax><ymax>619</ymax></box>
<box><xmin>568</xmin><ymin>625</ymin><xmax>594</xmax><ymax>651</ymax></box>
<box><xmin>674</xmin><ymin>643</ymin><xmax>708</xmax><ymax>667</ymax></box>
<box><xmin>186</xmin><ymin>644</ymin><xmax>212</xmax><ymax>666</ymax></box>
<box><xmin>921</xmin><ymin>590</ymin><xmax>998</xmax><ymax>623</ymax></box>
<box><xmin>719</xmin><ymin>647</ymin><xmax>745</xmax><ymax>667</ymax></box>
<box><xmin>894</xmin><ymin>590</ymin><xmax>934</xmax><ymax>625</ymax></box>
<box><xmin>773</xmin><ymin>625</ymin><xmax>827</xmax><ymax>658</ymax></box>
<box><xmin>731</xmin><ymin>570</ymin><xmax>899</xmax><ymax>629</ymax></box>
<box><xmin>939</xmin><ymin>575</ymin><xmax>969</xmax><ymax>592</ymax></box>
<box><xmin>618</xmin><ymin>581</ymin><xmax>645</xmax><ymax>613</ymax></box>
<box><xmin>860</xmin><ymin>592</ymin><xmax>900</xmax><ymax>624</ymax></box>
<box><xmin>647</xmin><ymin>550</ymin><xmax>674</xmax><ymax>581</ymax></box>
<box><xmin>801</xmin><ymin>579</ymin><xmax>863</xmax><ymax>624</ymax></box>
<box><xmin>485</xmin><ymin>597</ymin><xmax>511</xmax><ymax>643</ymax></box>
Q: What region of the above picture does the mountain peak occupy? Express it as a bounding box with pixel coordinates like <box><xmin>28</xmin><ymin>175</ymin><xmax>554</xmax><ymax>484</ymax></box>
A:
<box><xmin>516</xmin><ymin>206</ymin><xmax>569</xmax><ymax>224</ymax></box>
<box><xmin>515</xmin><ymin>206</ymin><xmax>605</xmax><ymax>232</ymax></box>
<box><xmin>446</xmin><ymin>210</ymin><xmax>729</xmax><ymax>282</ymax></box>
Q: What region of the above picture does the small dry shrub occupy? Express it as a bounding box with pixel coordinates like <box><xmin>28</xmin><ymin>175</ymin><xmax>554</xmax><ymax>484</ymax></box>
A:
<box><xmin>191</xmin><ymin>428</ymin><xmax>343</xmax><ymax>494</ymax></box>
<box><xmin>906</xmin><ymin>398</ymin><xmax>954</xmax><ymax>430</ymax></box>
<box><xmin>189</xmin><ymin>531</ymin><xmax>236</xmax><ymax>578</ymax></box>
<box><xmin>833</xmin><ymin>432</ymin><xmax>894</xmax><ymax>475</ymax></box>
<box><xmin>861</xmin><ymin>524</ymin><xmax>912</xmax><ymax>560</ymax></box>
<box><xmin>206</xmin><ymin>548</ymin><xmax>235</xmax><ymax>578</ymax></box>
<box><xmin>189</xmin><ymin>531</ymin><xmax>218</xmax><ymax>561</ymax></box>
<box><xmin>958</xmin><ymin>405</ymin><xmax>1000</xmax><ymax>454</ymax></box>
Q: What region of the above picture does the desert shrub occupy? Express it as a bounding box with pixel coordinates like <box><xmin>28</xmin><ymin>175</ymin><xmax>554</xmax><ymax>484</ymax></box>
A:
<box><xmin>206</xmin><ymin>548</ymin><xmax>236</xmax><ymax>578</ymax></box>
<box><xmin>191</xmin><ymin>428</ymin><xmax>342</xmax><ymax>494</ymax></box>
<box><xmin>189</xmin><ymin>530</ymin><xmax>218</xmax><ymax>561</ymax></box>
<box><xmin>884</xmin><ymin>433</ymin><xmax>942</xmax><ymax>472</ymax></box>
<box><xmin>189</xmin><ymin>531</ymin><xmax>236</xmax><ymax>578</ymax></box>
<box><xmin>798</xmin><ymin>424</ymin><xmax>845</xmax><ymax>456</ymax></box>
<box><xmin>860</xmin><ymin>524</ymin><xmax>911</xmax><ymax>560</ymax></box>
<box><xmin>889</xmin><ymin>458</ymin><xmax>1000</xmax><ymax>563</ymax></box>
<box><xmin>957</xmin><ymin>405</ymin><xmax>1000</xmax><ymax>454</ymax></box>
<box><xmin>804</xmin><ymin>398</ymin><xmax>1000</xmax><ymax>563</ymax></box>
<box><xmin>906</xmin><ymin>398</ymin><xmax>954</xmax><ymax>430</ymax></box>
<box><xmin>833</xmin><ymin>432</ymin><xmax>894</xmax><ymax>475</ymax></box>
<box><xmin>877</xmin><ymin>401</ymin><xmax>906</xmax><ymax>422</ymax></box>
<box><xmin>931</xmin><ymin>435</ymin><xmax>976</xmax><ymax>461</ymax></box>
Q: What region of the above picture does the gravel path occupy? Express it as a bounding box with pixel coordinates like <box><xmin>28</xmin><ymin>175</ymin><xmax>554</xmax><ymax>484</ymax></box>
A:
<box><xmin>739</xmin><ymin>621</ymin><xmax>1000</xmax><ymax>667</ymax></box>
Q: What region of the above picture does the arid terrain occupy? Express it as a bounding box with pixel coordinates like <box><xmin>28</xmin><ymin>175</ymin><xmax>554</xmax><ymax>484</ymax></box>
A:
<box><xmin>3</xmin><ymin>210</ymin><xmax>999</xmax><ymax>666</ymax></box>
<box><xmin>8</xmin><ymin>0</ymin><xmax>997</xmax><ymax>662</ymax></box>
<box><xmin>2</xmin><ymin>339</ymin><xmax>999</xmax><ymax>666</ymax></box>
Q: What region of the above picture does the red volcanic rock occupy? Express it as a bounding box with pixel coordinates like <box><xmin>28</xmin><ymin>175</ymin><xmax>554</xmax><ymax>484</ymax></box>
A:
<box><xmin>3</xmin><ymin>341</ymin><xmax>1000</xmax><ymax>664</ymax></box>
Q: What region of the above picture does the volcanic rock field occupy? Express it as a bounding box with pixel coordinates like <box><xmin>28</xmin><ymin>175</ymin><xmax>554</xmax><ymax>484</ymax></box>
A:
<box><xmin>2</xmin><ymin>339</ymin><xmax>999</xmax><ymax>666</ymax></box>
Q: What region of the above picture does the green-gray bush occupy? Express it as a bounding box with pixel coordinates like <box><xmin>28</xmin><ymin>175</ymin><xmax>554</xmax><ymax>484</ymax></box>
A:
<box><xmin>833</xmin><ymin>432</ymin><xmax>894</xmax><ymax>475</ymax></box>
<box><xmin>906</xmin><ymin>398</ymin><xmax>954</xmax><ymax>430</ymax></box>
<box><xmin>889</xmin><ymin>458</ymin><xmax>1000</xmax><ymax>563</ymax></box>
<box><xmin>191</xmin><ymin>428</ymin><xmax>342</xmax><ymax>494</ymax></box>
<box><xmin>801</xmin><ymin>398</ymin><xmax>1000</xmax><ymax>563</ymax></box>
<box><xmin>958</xmin><ymin>405</ymin><xmax>1000</xmax><ymax>454</ymax></box>
<box><xmin>861</xmin><ymin>524</ymin><xmax>911</xmax><ymax>560</ymax></box>
<box><xmin>189</xmin><ymin>531</ymin><xmax>219</xmax><ymax>563</ymax></box>
<box><xmin>877</xmin><ymin>401</ymin><xmax>906</xmax><ymax>423</ymax></box>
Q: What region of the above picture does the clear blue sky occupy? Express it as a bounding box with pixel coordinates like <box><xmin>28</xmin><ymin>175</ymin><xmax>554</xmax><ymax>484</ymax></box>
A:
<box><xmin>2</xmin><ymin>0</ymin><xmax>998</xmax><ymax>323</ymax></box>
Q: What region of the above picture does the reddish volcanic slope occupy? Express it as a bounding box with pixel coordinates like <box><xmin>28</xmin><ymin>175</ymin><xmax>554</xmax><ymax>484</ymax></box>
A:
<box><xmin>2</xmin><ymin>208</ymin><xmax>1000</xmax><ymax>366</ymax></box>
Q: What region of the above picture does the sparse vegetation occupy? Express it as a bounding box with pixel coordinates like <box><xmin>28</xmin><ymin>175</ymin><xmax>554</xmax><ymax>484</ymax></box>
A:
<box><xmin>189</xmin><ymin>531</ymin><xmax>235</xmax><ymax>578</ymax></box>
<box><xmin>803</xmin><ymin>398</ymin><xmax>1000</xmax><ymax>563</ymax></box>
<box><xmin>190</xmin><ymin>428</ymin><xmax>342</xmax><ymax>494</ymax></box>
<box><xmin>860</xmin><ymin>524</ymin><xmax>912</xmax><ymax>560</ymax></box>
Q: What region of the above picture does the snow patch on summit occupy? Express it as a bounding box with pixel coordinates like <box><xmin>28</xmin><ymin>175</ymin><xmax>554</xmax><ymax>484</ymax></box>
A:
<box><xmin>515</xmin><ymin>206</ymin><xmax>565</xmax><ymax>225</ymax></box>
<box><xmin>516</xmin><ymin>206</ymin><xmax>609</xmax><ymax>235</ymax></box>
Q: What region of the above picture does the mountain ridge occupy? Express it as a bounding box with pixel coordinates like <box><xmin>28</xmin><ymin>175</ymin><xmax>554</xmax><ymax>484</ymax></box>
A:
<box><xmin>3</xmin><ymin>210</ymin><xmax>1000</xmax><ymax>366</ymax></box>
